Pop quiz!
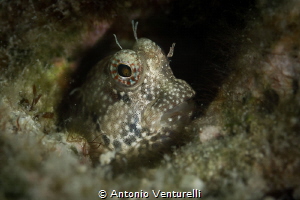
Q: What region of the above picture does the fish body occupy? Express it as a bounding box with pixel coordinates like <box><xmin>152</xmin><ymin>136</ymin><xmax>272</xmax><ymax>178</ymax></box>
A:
<box><xmin>70</xmin><ymin>37</ymin><xmax>195</xmax><ymax>165</ymax></box>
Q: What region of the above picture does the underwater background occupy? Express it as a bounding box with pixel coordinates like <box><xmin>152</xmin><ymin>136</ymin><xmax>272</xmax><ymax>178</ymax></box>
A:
<box><xmin>0</xmin><ymin>0</ymin><xmax>300</xmax><ymax>199</ymax></box>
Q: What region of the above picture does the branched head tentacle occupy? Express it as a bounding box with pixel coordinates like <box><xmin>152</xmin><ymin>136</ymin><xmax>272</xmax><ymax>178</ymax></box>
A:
<box><xmin>132</xmin><ymin>20</ymin><xmax>139</xmax><ymax>41</ymax></box>
<box><xmin>113</xmin><ymin>34</ymin><xmax>122</xmax><ymax>50</ymax></box>
<box><xmin>167</xmin><ymin>43</ymin><xmax>176</xmax><ymax>58</ymax></box>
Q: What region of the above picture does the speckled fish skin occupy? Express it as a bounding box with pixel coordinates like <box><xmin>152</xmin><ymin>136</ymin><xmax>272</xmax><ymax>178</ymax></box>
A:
<box><xmin>78</xmin><ymin>37</ymin><xmax>195</xmax><ymax>164</ymax></box>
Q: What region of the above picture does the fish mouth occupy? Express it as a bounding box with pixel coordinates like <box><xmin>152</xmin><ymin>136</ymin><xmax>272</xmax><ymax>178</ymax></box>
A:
<box><xmin>160</xmin><ymin>98</ymin><xmax>195</xmax><ymax>128</ymax></box>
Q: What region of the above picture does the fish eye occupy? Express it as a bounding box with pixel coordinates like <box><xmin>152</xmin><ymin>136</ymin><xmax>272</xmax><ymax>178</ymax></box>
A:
<box><xmin>109</xmin><ymin>50</ymin><xmax>144</xmax><ymax>88</ymax></box>
<box><xmin>118</xmin><ymin>64</ymin><xmax>132</xmax><ymax>77</ymax></box>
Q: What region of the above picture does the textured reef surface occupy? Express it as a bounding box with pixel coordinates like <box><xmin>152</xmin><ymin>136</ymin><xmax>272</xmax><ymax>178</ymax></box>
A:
<box><xmin>0</xmin><ymin>0</ymin><xmax>300</xmax><ymax>200</ymax></box>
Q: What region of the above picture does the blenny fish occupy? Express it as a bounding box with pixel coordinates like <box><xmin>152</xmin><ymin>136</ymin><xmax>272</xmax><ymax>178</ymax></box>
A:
<box><xmin>68</xmin><ymin>21</ymin><xmax>195</xmax><ymax>165</ymax></box>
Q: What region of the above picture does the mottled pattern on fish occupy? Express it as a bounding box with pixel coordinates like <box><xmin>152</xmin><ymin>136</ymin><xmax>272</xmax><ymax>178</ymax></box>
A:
<box><xmin>72</xmin><ymin>24</ymin><xmax>195</xmax><ymax>164</ymax></box>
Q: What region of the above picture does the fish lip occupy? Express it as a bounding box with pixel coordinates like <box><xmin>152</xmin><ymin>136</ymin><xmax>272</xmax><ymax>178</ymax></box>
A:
<box><xmin>160</xmin><ymin>98</ymin><xmax>195</xmax><ymax>122</ymax></box>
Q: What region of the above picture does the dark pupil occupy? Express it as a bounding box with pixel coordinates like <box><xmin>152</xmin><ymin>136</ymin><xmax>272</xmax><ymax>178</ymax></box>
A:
<box><xmin>117</xmin><ymin>64</ymin><xmax>132</xmax><ymax>77</ymax></box>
